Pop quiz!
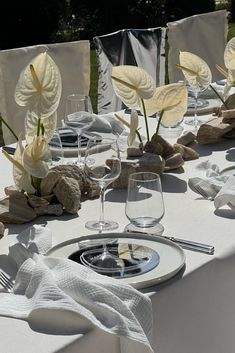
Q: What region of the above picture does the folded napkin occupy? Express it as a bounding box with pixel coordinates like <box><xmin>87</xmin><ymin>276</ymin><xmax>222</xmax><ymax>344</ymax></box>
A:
<box><xmin>67</xmin><ymin>111</ymin><xmax>125</xmax><ymax>135</ymax></box>
<box><xmin>188</xmin><ymin>161</ymin><xmax>235</xmax><ymax>210</ymax></box>
<box><xmin>0</xmin><ymin>225</ymin><xmax>153</xmax><ymax>353</ymax></box>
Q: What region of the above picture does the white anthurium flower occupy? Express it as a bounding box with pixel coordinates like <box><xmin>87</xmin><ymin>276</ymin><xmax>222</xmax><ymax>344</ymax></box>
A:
<box><xmin>224</xmin><ymin>37</ymin><xmax>235</xmax><ymax>70</ymax></box>
<box><xmin>2</xmin><ymin>138</ymin><xmax>35</xmax><ymax>194</ymax></box>
<box><xmin>111</xmin><ymin>65</ymin><xmax>155</xmax><ymax>109</ymax></box>
<box><xmin>144</xmin><ymin>83</ymin><xmax>188</xmax><ymax>127</ymax></box>
<box><xmin>179</xmin><ymin>51</ymin><xmax>212</xmax><ymax>91</ymax></box>
<box><xmin>25</xmin><ymin>111</ymin><xmax>57</xmax><ymax>144</ymax></box>
<box><xmin>23</xmin><ymin>136</ymin><xmax>50</xmax><ymax>179</ymax></box>
<box><xmin>128</xmin><ymin>109</ymin><xmax>139</xmax><ymax>146</ymax></box>
<box><xmin>15</xmin><ymin>52</ymin><xmax>62</xmax><ymax>118</ymax></box>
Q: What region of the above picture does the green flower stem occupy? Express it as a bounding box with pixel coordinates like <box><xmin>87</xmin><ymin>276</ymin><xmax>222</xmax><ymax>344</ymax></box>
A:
<box><xmin>155</xmin><ymin>110</ymin><xmax>164</xmax><ymax>142</ymax></box>
<box><xmin>140</xmin><ymin>98</ymin><xmax>150</xmax><ymax>142</ymax></box>
<box><xmin>31</xmin><ymin>176</ymin><xmax>42</xmax><ymax>196</ymax></box>
<box><xmin>37</xmin><ymin>117</ymin><xmax>41</xmax><ymax>136</ymax></box>
<box><xmin>0</xmin><ymin>113</ymin><xmax>18</xmax><ymax>141</ymax></box>
<box><xmin>209</xmin><ymin>84</ymin><xmax>228</xmax><ymax>109</ymax></box>
<box><xmin>136</xmin><ymin>129</ymin><xmax>143</xmax><ymax>144</ymax></box>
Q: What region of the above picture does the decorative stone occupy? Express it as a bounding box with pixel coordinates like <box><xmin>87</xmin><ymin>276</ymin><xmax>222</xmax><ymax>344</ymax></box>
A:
<box><xmin>111</xmin><ymin>153</ymin><xmax>165</xmax><ymax>189</ymax></box>
<box><xmin>144</xmin><ymin>135</ymin><xmax>174</xmax><ymax>158</ymax></box>
<box><xmin>0</xmin><ymin>193</ymin><xmax>37</xmax><ymax>224</ymax></box>
<box><xmin>222</xmin><ymin>108</ymin><xmax>235</xmax><ymax>123</ymax></box>
<box><xmin>197</xmin><ymin>116</ymin><xmax>235</xmax><ymax>145</ymax></box>
<box><xmin>127</xmin><ymin>144</ymin><xmax>144</xmax><ymax>157</ymax></box>
<box><xmin>164</xmin><ymin>153</ymin><xmax>184</xmax><ymax>171</ymax></box>
<box><xmin>40</xmin><ymin>171</ymin><xmax>61</xmax><ymax>196</ymax></box>
<box><xmin>28</xmin><ymin>194</ymin><xmax>50</xmax><ymax>208</ymax></box>
<box><xmin>177</xmin><ymin>131</ymin><xmax>196</xmax><ymax>146</ymax></box>
<box><xmin>53</xmin><ymin>176</ymin><xmax>82</xmax><ymax>214</ymax></box>
<box><xmin>34</xmin><ymin>203</ymin><xmax>64</xmax><ymax>216</ymax></box>
<box><xmin>0</xmin><ymin>222</ymin><xmax>5</xmax><ymax>237</ymax></box>
<box><xmin>4</xmin><ymin>185</ymin><xmax>18</xmax><ymax>196</ymax></box>
<box><xmin>173</xmin><ymin>143</ymin><xmax>199</xmax><ymax>160</ymax></box>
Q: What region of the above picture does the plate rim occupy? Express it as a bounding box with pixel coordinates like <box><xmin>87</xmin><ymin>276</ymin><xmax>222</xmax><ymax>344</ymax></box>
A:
<box><xmin>46</xmin><ymin>232</ymin><xmax>186</xmax><ymax>289</ymax></box>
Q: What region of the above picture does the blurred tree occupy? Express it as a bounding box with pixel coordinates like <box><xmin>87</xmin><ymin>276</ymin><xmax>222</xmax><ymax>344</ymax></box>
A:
<box><xmin>0</xmin><ymin>0</ymin><xmax>65</xmax><ymax>49</ymax></box>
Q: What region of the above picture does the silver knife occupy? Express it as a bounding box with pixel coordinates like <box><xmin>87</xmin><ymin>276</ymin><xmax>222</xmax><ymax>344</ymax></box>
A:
<box><xmin>126</xmin><ymin>230</ymin><xmax>215</xmax><ymax>254</ymax></box>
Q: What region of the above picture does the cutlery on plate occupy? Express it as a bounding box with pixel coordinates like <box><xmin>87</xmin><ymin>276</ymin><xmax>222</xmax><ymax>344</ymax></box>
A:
<box><xmin>125</xmin><ymin>230</ymin><xmax>215</xmax><ymax>255</ymax></box>
<box><xmin>2</xmin><ymin>146</ymin><xmax>16</xmax><ymax>155</ymax></box>
<box><xmin>0</xmin><ymin>271</ymin><xmax>14</xmax><ymax>292</ymax></box>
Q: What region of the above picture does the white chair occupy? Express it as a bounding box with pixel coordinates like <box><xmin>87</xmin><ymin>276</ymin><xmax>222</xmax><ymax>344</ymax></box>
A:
<box><xmin>0</xmin><ymin>40</ymin><xmax>90</xmax><ymax>144</ymax></box>
<box><xmin>93</xmin><ymin>27</ymin><xmax>166</xmax><ymax>114</ymax></box>
<box><xmin>167</xmin><ymin>10</ymin><xmax>228</xmax><ymax>83</ymax></box>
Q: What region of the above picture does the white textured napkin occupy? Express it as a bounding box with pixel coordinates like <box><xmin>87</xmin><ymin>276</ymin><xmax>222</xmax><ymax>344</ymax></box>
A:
<box><xmin>0</xmin><ymin>225</ymin><xmax>153</xmax><ymax>353</ymax></box>
<box><xmin>188</xmin><ymin>161</ymin><xmax>235</xmax><ymax>210</ymax></box>
<box><xmin>69</xmin><ymin>111</ymin><xmax>125</xmax><ymax>135</ymax></box>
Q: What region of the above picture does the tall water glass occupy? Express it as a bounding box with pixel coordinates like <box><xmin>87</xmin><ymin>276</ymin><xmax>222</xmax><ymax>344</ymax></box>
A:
<box><xmin>64</xmin><ymin>94</ymin><xmax>94</xmax><ymax>167</ymax></box>
<box><xmin>125</xmin><ymin>172</ymin><xmax>165</xmax><ymax>235</ymax></box>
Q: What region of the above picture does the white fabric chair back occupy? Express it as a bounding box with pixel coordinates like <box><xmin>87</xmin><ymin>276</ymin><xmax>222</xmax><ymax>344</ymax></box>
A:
<box><xmin>0</xmin><ymin>40</ymin><xmax>90</xmax><ymax>144</ymax></box>
<box><xmin>94</xmin><ymin>27</ymin><xmax>166</xmax><ymax>114</ymax></box>
<box><xmin>167</xmin><ymin>10</ymin><xmax>228</xmax><ymax>83</ymax></box>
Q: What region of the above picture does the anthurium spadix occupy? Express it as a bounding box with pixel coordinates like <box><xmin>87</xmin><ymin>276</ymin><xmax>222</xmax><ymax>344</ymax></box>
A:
<box><xmin>25</xmin><ymin>111</ymin><xmax>57</xmax><ymax>144</ymax></box>
<box><xmin>23</xmin><ymin>136</ymin><xmax>50</xmax><ymax>179</ymax></box>
<box><xmin>15</xmin><ymin>52</ymin><xmax>62</xmax><ymax>118</ymax></box>
<box><xmin>144</xmin><ymin>83</ymin><xmax>188</xmax><ymax>128</ymax></box>
<box><xmin>179</xmin><ymin>51</ymin><xmax>212</xmax><ymax>92</ymax></box>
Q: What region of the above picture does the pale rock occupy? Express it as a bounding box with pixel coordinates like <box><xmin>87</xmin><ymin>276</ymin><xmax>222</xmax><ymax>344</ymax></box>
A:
<box><xmin>127</xmin><ymin>144</ymin><xmax>144</xmax><ymax>157</ymax></box>
<box><xmin>28</xmin><ymin>194</ymin><xmax>50</xmax><ymax>208</ymax></box>
<box><xmin>34</xmin><ymin>203</ymin><xmax>63</xmax><ymax>216</ymax></box>
<box><xmin>0</xmin><ymin>222</ymin><xmax>5</xmax><ymax>237</ymax></box>
<box><xmin>177</xmin><ymin>131</ymin><xmax>196</xmax><ymax>146</ymax></box>
<box><xmin>40</xmin><ymin>171</ymin><xmax>61</xmax><ymax>196</ymax></box>
<box><xmin>222</xmin><ymin>108</ymin><xmax>235</xmax><ymax>123</ymax></box>
<box><xmin>111</xmin><ymin>153</ymin><xmax>165</xmax><ymax>188</ymax></box>
<box><xmin>197</xmin><ymin>116</ymin><xmax>235</xmax><ymax>144</ymax></box>
<box><xmin>53</xmin><ymin>176</ymin><xmax>81</xmax><ymax>214</ymax></box>
<box><xmin>144</xmin><ymin>135</ymin><xmax>174</xmax><ymax>158</ymax></box>
<box><xmin>173</xmin><ymin>143</ymin><xmax>199</xmax><ymax>160</ymax></box>
<box><xmin>164</xmin><ymin>153</ymin><xmax>184</xmax><ymax>171</ymax></box>
<box><xmin>4</xmin><ymin>185</ymin><xmax>18</xmax><ymax>196</ymax></box>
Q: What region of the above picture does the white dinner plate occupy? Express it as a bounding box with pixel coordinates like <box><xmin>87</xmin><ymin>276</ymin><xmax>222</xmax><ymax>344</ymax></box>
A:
<box><xmin>46</xmin><ymin>232</ymin><xmax>186</xmax><ymax>289</ymax></box>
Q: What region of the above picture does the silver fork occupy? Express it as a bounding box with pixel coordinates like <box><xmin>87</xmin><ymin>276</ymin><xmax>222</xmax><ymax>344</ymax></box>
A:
<box><xmin>0</xmin><ymin>271</ymin><xmax>14</xmax><ymax>292</ymax></box>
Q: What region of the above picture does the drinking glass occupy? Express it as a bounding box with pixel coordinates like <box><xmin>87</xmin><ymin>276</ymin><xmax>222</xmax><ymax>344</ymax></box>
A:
<box><xmin>64</xmin><ymin>94</ymin><xmax>94</xmax><ymax>167</ymax></box>
<box><xmin>184</xmin><ymin>81</ymin><xmax>209</xmax><ymax>132</ymax></box>
<box><xmin>47</xmin><ymin>130</ymin><xmax>64</xmax><ymax>167</ymax></box>
<box><xmin>84</xmin><ymin>137</ymin><xmax>121</xmax><ymax>231</ymax></box>
<box><xmin>125</xmin><ymin>172</ymin><xmax>165</xmax><ymax>235</ymax></box>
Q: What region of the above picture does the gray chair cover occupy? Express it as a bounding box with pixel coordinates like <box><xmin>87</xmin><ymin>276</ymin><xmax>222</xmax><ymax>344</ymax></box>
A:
<box><xmin>94</xmin><ymin>27</ymin><xmax>166</xmax><ymax>114</ymax></box>
<box><xmin>167</xmin><ymin>10</ymin><xmax>228</xmax><ymax>83</ymax></box>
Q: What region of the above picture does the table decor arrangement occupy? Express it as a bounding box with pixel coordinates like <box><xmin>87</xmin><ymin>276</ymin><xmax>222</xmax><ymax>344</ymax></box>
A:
<box><xmin>0</xmin><ymin>53</ymin><xmax>100</xmax><ymax>225</ymax></box>
<box><xmin>177</xmin><ymin>37</ymin><xmax>235</xmax><ymax>145</ymax></box>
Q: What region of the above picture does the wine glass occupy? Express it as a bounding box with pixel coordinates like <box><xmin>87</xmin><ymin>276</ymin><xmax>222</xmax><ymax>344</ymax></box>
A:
<box><xmin>125</xmin><ymin>172</ymin><xmax>165</xmax><ymax>235</ymax></box>
<box><xmin>83</xmin><ymin>138</ymin><xmax>122</xmax><ymax>270</ymax></box>
<box><xmin>184</xmin><ymin>80</ymin><xmax>210</xmax><ymax>132</ymax></box>
<box><xmin>84</xmin><ymin>137</ymin><xmax>121</xmax><ymax>231</ymax></box>
<box><xmin>47</xmin><ymin>129</ymin><xmax>64</xmax><ymax>167</ymax></box>
<box><xmin>64</xmin><ymin>94</ymin><xmax>94</xmax><ymax>167</ymax></box>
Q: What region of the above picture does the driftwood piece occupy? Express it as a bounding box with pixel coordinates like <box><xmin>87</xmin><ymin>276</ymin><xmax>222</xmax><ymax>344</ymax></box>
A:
<box><xmin>197</xmin><ymin>116</ymin><xmax>235</xmax><ymax>145</ymax></box>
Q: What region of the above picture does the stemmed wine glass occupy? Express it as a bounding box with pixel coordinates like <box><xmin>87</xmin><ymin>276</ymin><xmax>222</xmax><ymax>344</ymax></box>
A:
<box><xmin>184</xmin><ymin>80</ymin><xmax>210</xmax><ymax>133</ymax></box>
<box><xmin>84</xmin><ymin>137</ymin><xmax>121</xmax><ymax>231</ymax></box>
<box><xmin>64</xmin><ymin>94</ymin><xmax>94</xmax><ymax>167</ymax></box>
<box><xmin>83</xmin><ymin>138</ymin><xmax>122</xmax><ymax>269</ymax></box>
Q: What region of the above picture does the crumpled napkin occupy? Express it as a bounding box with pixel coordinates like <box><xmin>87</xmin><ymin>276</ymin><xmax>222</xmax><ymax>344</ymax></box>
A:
<box><xmin>188</xmin><ymin>161</ymin><xmax>235</xmax><ymax>210</ymax></box>
<box><xmin>0</xmin><ymin>225</ymin><xmax>153</xmax><ymax>353</ymax></box>
<box><xmin>68</xmin><ymin>111</ymin><xmax>125</xmax><ymax>135</ymax></box>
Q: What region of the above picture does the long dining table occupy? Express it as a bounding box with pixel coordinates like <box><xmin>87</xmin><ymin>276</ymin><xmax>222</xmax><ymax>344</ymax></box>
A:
<box><xmin>0</xmin><ymin>106</ymin><xmax>235</xmax><ymax>353</ymax></box>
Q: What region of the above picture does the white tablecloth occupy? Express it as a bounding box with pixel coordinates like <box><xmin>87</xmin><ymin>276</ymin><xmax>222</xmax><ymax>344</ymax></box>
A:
<box><xmin>0</xmin><ymin>109</ymin><xmax>235</xmax><ymax>353</ymax></box>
